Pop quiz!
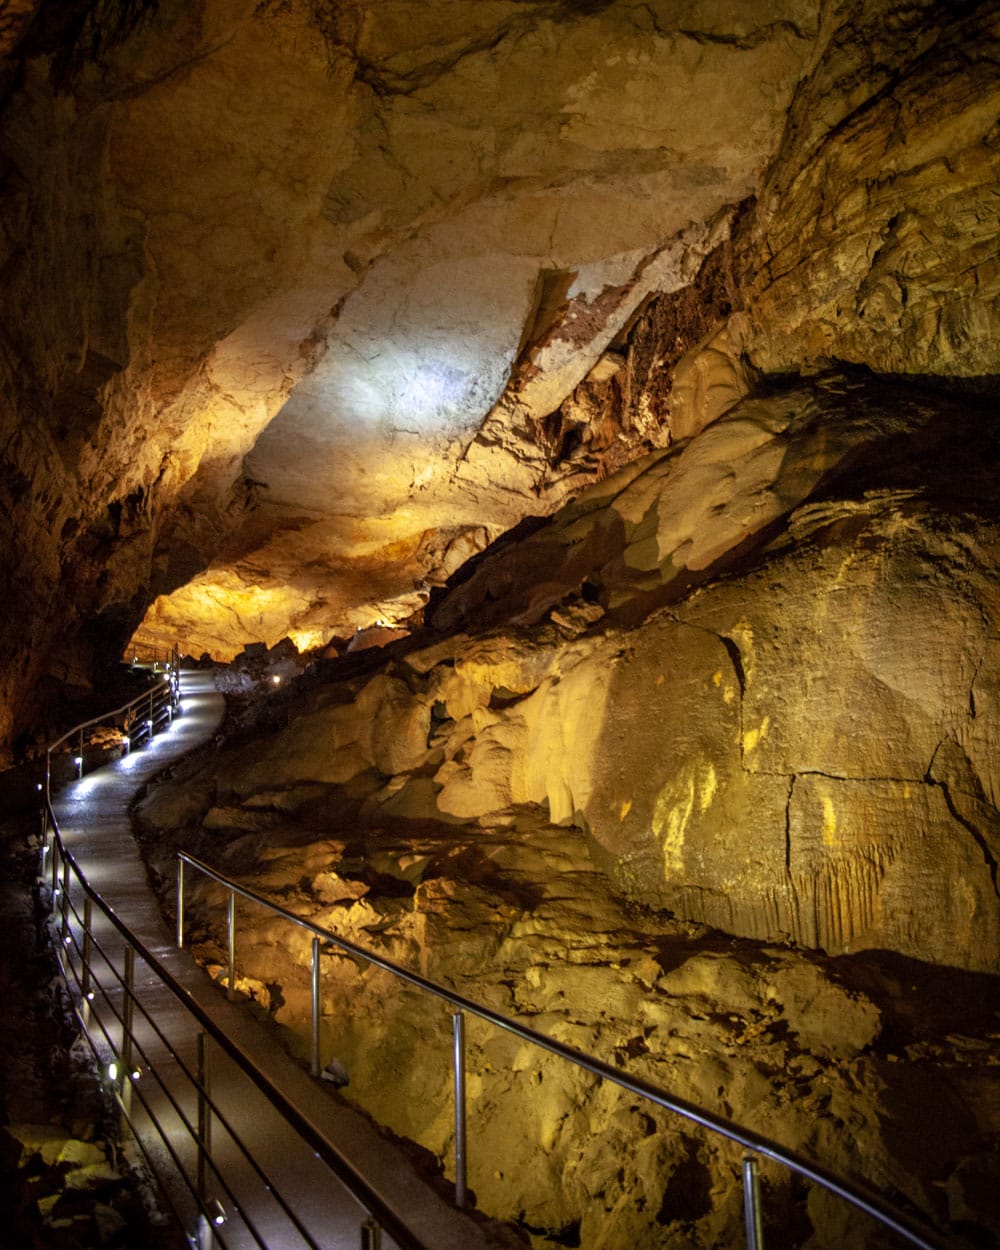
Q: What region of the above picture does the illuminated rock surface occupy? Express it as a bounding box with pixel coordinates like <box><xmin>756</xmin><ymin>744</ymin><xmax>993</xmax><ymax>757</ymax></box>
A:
<box><xmin>3</xmin><ymin>3</ymin><xmax>1000</xmax><ymax>1246</ymax></box>
<box><xmin>136</xmin><ymin>371</ymin><xmax>1000</xmax><ymax>1247</ymax></box>
<box><xmin>2</xmin><ymin>1</ymin><xmax>998</xmax><ymax>740</ymax></box>
<box><xmin>142</xmin><ymin>372</ymin><xmax>1000</xmax><ymax>969</ymax></box>
<box><xmin>140</xmin><ymin>773</ymin><xmax>1000</xmax><ymax>1248</ymax></box>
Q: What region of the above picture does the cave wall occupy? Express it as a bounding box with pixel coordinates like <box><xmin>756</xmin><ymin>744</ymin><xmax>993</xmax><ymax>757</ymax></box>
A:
<box><xmin>5</xmin><ymin>0</ymin><xmax>996</xmax><ymax>753</ymax></box>
<box><xmin>169</xmin><ymin>370</ymin><xmax>1000</xmax><ymax>972</ymax></box>
<box><xmin>0</xmin><ymin>0</ymin><xmax>827</xmax><ymax>721</ymax></box>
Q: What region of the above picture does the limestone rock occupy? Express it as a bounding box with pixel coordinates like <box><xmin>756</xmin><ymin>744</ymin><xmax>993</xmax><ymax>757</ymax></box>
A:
<box><xmin>2</xmin><ymin>0</ymin><xmax>999</xmax><ymax>756</ymax></box>
<box><xmin>738</xmin><ymin>5</ymin><xmax>1000</xmax><ymax>381</ymax></box>
<box><xmin>428</xmin><ymin>372</ymin><xmax>954</xmax><ymax>633</ymax></box>
<box><xmin>205</xmin><ymin>669</ymin><xmax>431</xmax><ymax>807</ymax></box>
<box><xmin>143</xmin><ymin>373</ymin><xmax>1000</xmax><ymax>973</ymax></box>
<box><xmin>417</xmin><ymin>378</ymin><xmax>1000</xmax><ymax>970</ymax></box>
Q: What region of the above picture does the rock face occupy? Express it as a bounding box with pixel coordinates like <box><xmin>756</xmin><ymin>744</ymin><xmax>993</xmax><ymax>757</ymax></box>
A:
<box><xmin>5</xmin><ymin>4</ymin><xmax>1000</xmax><ymax>1246</ymax></box>
<box><xmin>131</xmin><ymin>370</ymin><xmax>1000</xmax><ymax>1247</ymax></box>
<box><xmin>0</xmin><ymin>0</ymin><xmax>824</xmax><ymax>704</ymax></box>
<box><xmin>2</xmin><ymin>0</ymin><xmax>998</xmax><ymax>752</ymax></box>
<box><xmin>152</xmin><ymin>373</ymin><xmax>1000</xmax><ymax>974</ymax></box>
<box><xmin>737</xmin><ymin>2</ymin><xmax>1000</xmax><ymax>382</ymax></box>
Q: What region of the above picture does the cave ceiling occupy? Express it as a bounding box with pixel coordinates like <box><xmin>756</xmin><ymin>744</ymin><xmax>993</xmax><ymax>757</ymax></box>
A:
<box><xmin>115</xmin><ymin>0</ymin><xmax>819</xmax><ymax>656</ymax></box>
<box><xmin>1</xmin><ymin>0</ymin><xmax>998</xmax><ymax>747</ymax></box>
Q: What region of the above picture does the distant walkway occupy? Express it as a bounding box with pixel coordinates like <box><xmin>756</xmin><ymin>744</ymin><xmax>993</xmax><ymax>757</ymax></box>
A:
<box><xmin>53</xmin><ymin>670</ymin><xmax>507</xmax><ymax>1250</ymax></box>
<box><xmin>57</xmin><ymin>670</ymin><xmax>225</xmax><ymax>957</ymax></box>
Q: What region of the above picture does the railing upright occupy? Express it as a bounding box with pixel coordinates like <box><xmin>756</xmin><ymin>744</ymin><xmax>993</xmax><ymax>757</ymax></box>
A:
<box><xmin>226</xmin><ymin>890</ymin><xmax>236</xmax><ymax>1002</ymax></box>
<box><xmin>81</xmin><ymin>895</ymin><xmax>93</xmax><ymax>1014</ymax></box>
<box><xmin>196</xmin><ymin>1031</ymin><xmax>212</xmax><ymax>1247</ymax></box>
<box><xmin>44</xmin><ymin>657</ymin><xmax>179</xmax><ymax>799</ymax></box>
<box><xmin>311</xmin><ymin>936</ymin><xmax>322</xmax><ymax>1077</ymax></box>
<box><xmin>60</xmin><ymin>855</ymin><xmax>70</xmax><ymax>942</ymax></box>
<box><xmin>743</xmin><ymin>1156</ymin><xmax>765</xmax><ymax>1249</ymax></box>
<box><xmin>50</xmin><ymin>824</ymin><xmax>58</xmax><ymax>894</ymax></box>
<box><xmin>177</xmin><ymin>858</ymin><xmax>186</xmax><ymax>949</ymax></box>
<box><xmin>452</xmin><ymin>1012</ymin><xmax>467</xmax><ymax>1209</ymax></box>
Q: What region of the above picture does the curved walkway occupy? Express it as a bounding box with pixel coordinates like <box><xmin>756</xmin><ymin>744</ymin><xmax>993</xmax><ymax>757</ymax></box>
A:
<box><xmin>53</xmin><ymin>670</ymin><xmax>509</xmax><ymax>1250</ymax></box>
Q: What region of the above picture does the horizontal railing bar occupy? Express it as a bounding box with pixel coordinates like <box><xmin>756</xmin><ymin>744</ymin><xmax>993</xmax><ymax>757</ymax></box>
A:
<box><xmin>59</xmin><ymin>940</ymin><xmax>235</xmax><ymax>1222</ymax></box>
<box><xmin>56</xmin><ymin>945</ymin><xmax>247</xmax><ymax>1247</ymax></box>
<box><xmin>47</xmin><ymin>676</ymin><xmax>175</xmax><ymax>756</ymax></box>
<box><xmin>121</xmin><ymin>1075</ymin><xmax>241</xmax><ymax>1250</ymax></box>
<box><xmin>57</xmin><ymin>856</ymin><xmax>365</xmax><ymax>1250</ymax></box>
<box><xmin>47</xmin><ymin>808</ymin><xmax>429</xmax><ymax>1250</ymax></box>
<box><xmin>180</xmin><ymin>850</ymin><xmax>949</xmax><ymax>1250</ymax></box>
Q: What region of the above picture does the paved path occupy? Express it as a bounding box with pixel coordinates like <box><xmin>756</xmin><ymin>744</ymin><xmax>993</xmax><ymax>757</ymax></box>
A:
<box><xmin>52</xmin><ymin>671</ymin><xmax>509</xmax><ymax>1250</ymax></box>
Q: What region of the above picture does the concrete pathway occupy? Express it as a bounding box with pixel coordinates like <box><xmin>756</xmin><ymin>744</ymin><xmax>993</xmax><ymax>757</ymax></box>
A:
<box><xmin>52</xmin><ymin>671</ymin><xmax>512</xmax><ymax>1250</ymax></box>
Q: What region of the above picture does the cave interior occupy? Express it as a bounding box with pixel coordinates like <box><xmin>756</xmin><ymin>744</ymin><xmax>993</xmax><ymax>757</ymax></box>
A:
<box><xmin>2</xmin><ymin>1</ymin><xmax>1000</xmax><ymax>1248</ymax></box>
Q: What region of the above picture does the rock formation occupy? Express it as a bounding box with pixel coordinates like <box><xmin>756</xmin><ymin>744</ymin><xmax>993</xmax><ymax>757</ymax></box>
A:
<box><xmin>142</xmin><ymin>369</ymin><xmax>1000</xmax><ymax>969</ymax></box>
<box><xmin>3</xmin><ymin>2</ymin><xmax>1000</xmax><ymax>1246</ymax></box>
<box><xmin>1</xmin><ymin>1</ymin><xmax>995</xmax><ymax>746</ymax></box>
<box><xmin>135</xmin><ymin>366</ymin><xmax>1000</xmax><ymax>1246</ymax></box>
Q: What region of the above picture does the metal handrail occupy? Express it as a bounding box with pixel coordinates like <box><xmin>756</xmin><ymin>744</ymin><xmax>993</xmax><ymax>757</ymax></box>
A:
<box><xmin>127</xmin><ymin>640</ymin><xmax>181</xmax><ymax>669</ymax></box>
<box><xmin>43</xmin><ymin>804</ymin><xmax>431</xmax><ymax>1250</ymax></box>
<box><xmin>59</xmin><ymin>892</ymin><xmax>321</xmax><ymax>1250</ymax></box>
<box><xmin>178</xmin><ymin>850</ymin><xmax>953</xmax><ymax>1250</ymax></box>
<box><xmin>45</xmin><ymin>648</ymin><xmax>181</xmax><ymax>799</ymax></box>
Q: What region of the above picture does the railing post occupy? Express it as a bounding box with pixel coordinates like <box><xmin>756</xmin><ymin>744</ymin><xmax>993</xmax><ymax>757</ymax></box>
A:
<box><xmin>60</xmin><ymin>856</ymin><xmax>70</xmax><ymax>942</ymax></box>
<box><xmin>77</xmin><ymin>728</ymin><xmax>84</xmax><ymax>779</ymax></box>
<box><xmin>361</xmin><ymin>1217</ymin><xmax>382</xmax><ymax>1250</ymax></box>
<box><xmin>743</xmin><ymin>1155</ymin><xmax>765</xmax><ymax>1250</ymax></box>
<box><xmin>227</xmin><ymin>889</ymin><xmax>236</xmax><ymax>1002</ymax></box>
<box><xmin>311</xmin><ymin>936</ymin><xmax>322</xmax><ymax>1077</ymax></box>
<box><xmin>452</xmin><ymin>1010</ymin><xmax>467</xmax><ymax>1208</ymax></box>
<box><xmin>176</xmin><ymin>858</ymin><xmax>185</xmax><ymax>948</ymax></box>
<box><xmin>81</xmin><ymin>896</ymin><xmax>93</xmax><ymax>1020</ymax></box>
<box><xmin>122</xmin><ymin>946</ymin><xmax>135</xmax><ymax>1114</ymax></box>
<box><xmin>38</xmin><ymin>795</ymin><xmax>50</xmax><ymax>876</ymax></box>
